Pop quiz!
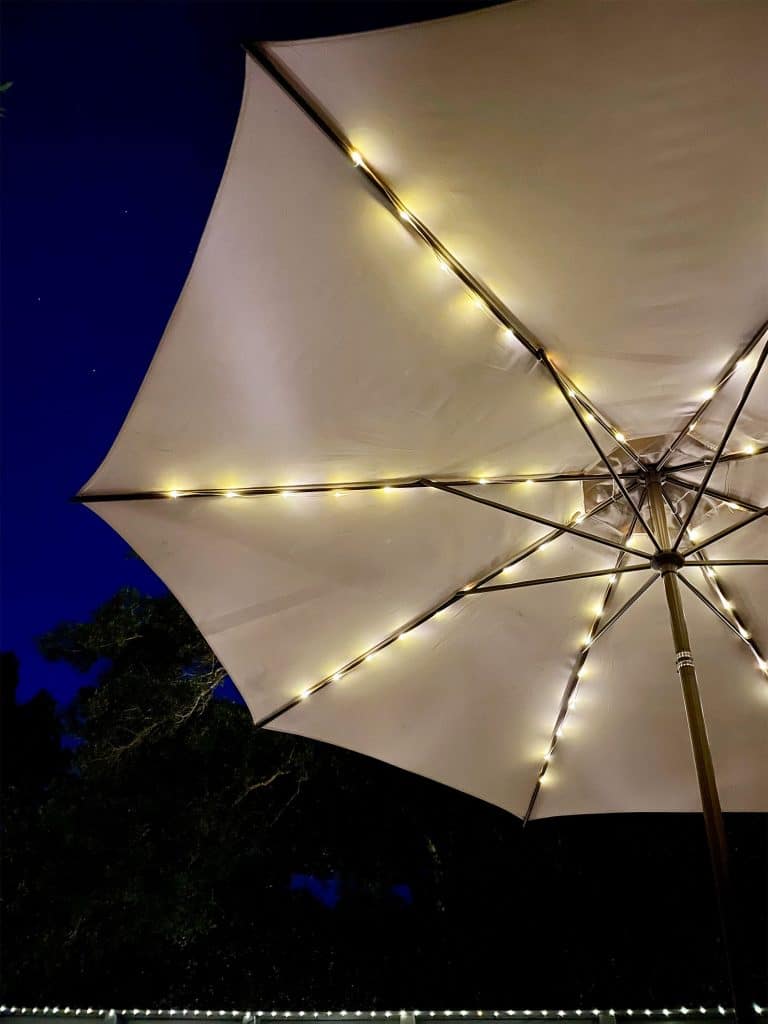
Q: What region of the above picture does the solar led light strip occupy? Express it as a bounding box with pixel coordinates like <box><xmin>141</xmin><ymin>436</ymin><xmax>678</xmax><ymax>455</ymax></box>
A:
<box><xmin>672</xmin><ymin>333</ymin><xmax>768</xmax><ymax>550</ymax></box>
<box><xmin>252</xmin><ymin>491</ymin><xmax>627</xmax><ymax>729</ymax></box>
<box><xmin>0</xmin><ymin>1009</ymin><xmax>752</xmax><ymax>1020</ymax></box>
<box><xmin>657</xmin><ymin>318</ymin><xmax>768</xmax><ymax>471</ymax></box>
<box><xmin>73</xmin><ymin>469</ymin><xmax>643</xmax><ymax>506</ymax></box>
<box><xmin>661</xmin><ymin>486</ymin><xmax>767</xmax><ymax>676</ymax></box>
<box><xmin>523</xmin><ymin>499</ymin><xmax>655</xmax><ymax>822</ymax></box>
<box><xmin>244</xmin><ymin>42</ymin><xmax>645</xmax><ymax>475</ymax></box>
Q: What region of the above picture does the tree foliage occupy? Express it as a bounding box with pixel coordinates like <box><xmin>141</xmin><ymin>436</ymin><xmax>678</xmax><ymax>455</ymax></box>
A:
<box><xmin>1</xmin><ymin>589</ymin><xmax>766</xmax><ymax>1008</ymax></box>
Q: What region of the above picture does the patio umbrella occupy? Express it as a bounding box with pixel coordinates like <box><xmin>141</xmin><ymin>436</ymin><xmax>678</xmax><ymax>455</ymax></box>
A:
<box><xmin>77</xmin><ymin>1</ymin><xmax>767</xmax><ymax>1014</ymax></box>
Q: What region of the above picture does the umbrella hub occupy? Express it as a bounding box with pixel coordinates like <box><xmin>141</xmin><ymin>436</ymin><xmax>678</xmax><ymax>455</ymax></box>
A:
<box><xmin>650</xmin><ymin>549</ymin><xmax>685</xmax><ymax>574</ymax></box>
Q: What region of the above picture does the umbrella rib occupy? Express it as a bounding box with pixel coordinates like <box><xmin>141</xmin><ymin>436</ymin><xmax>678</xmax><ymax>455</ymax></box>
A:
<box><xmin>72</xmin><ymin>469</ymin><xmax>643</xmax><ymax>504</ymax></box>
<box><xmin>540</xmin><ymin>357</ymin><xmax>658</xmax><ymax>545</ymax></box>
<box><xmin>474</xmin><ymin>564</ymin><xmax>651</xmax><ymax>593</ymax></box>
<box><xmin>657</xmin><ymin>317</ymin><xmax>768</xmax><ymax>471</ymax></box>
<box><xmin>522</xmin><ymin>500</ymin><xmax>654</xmax><ymax>823</ymax></box>
<box><xmin>664</xmin><ymin>475</ymin><xmax>762</xmax><ymax>515</ymax></box>
<box><xmin>671</xmin><ymin>333</ymin><xmax>768</xmax><ymax>550</ymax></box>
<box><xmin>251</xmin><ymin>492</ymin><xmax>625</xmax><ymax>730</ymax></box>
<box><xmin>666</xmin><ymin>443</ymin><xmax>768</xmax><ymax>475</ymax></box>
<box><xmin>683</xmin><ymin>504</ymin><xmax>768</xmax><ymax>557</ymax></box>
<box><xmin>685</xmin><ymin>559</ymin><xmax>768</xmax><ymax>568</ymax></box>
<box><xmin>244</xmin><ymin>41</ymin><xmax>646</xmax><ymax>471</ymax></box>
<box><xmin>677</xmin><ymin>575</ymin><xmax>766</xmax><ymax>670</ymax></box>
<box><xmin>661</xmin><ymin>486</ymin><xmax>766</xmax><ymax>673</ymax></box>
<box><xmin>428</xmin><ymin>480</ymin><xmax>653</xmax><ymax>559</ymax></box>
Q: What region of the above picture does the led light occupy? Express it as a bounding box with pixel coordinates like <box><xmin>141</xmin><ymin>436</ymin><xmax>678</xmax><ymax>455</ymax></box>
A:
<box><xmin>688</xmin><ymin>421</ymin><xmax>698</xmax><ymax>432</ymax></box>
<box><xmin>281</xmin><ymin>489</ymin><xmax>293</xmax><ymax>497</ymax></box>
<box><xmin>365</xmin><ymin>653</ymin><xmax>376</xmax><ymax>662</ymax></box>
<box><xmin>544</xmin><ymin>752</ymin><xmax>552</xmax><ymax>762</ymax></box>
<box><xmin>572</xmin><ymin>512</ymin><xmax>586</xmax><ymax>524</ymax></box>
<box><xmin>437</xmin><ymin>257</ymin><xmax>450</xmax><ymax>273</ymax></box>
<box><xmin>169</xmin><ymin>490</ymin><xmax>179</xmax><ymax>499</ymax></box>
<box><xmin>331</xmin><ymin>672</ymin><xmax>343</xmax><ymax>682</ymax></box>
<box><xmin>503</xmin><ymin>565</ymin><xmax>515</xmax><ymax>575</ymax></box>
<box><xmin>742</xmin><ymin>443</ymin><xmax>757</xmax><ymax>455</ymax></box>
<box><xmin>568</xmin><ymin>697</ymin><xmax>577</xmax><ymax>709</ymax></box>
<box><xmin>705</xmin><ymin>568</ymin><xmax>717</xmax><ymax>580</ymax></box>
<box><xmin>298</xmin><ymin>689</ymin><xmax>311</xmax><ymax>701</ymax></box>
<box><xmin>720</xmin><ymin>596</ymin><xmax>733</xmax><ymax>610</ymax></box>
<box><xmin>538</xmin><ymin>541</ymin><xmax>551</xmax><ymax>552</ymax></box>
<box><xmin>224</xmin><ymin>491</ymin><xmax>238</xmax><ymax>498</ymax></box>
<box><xmin>382</xmin><ymin>486</ymin><xmax>394</xmax><ymax>492</ymax></box>
<box><xmin>399</xmin><ymin>209</ymin><xmax>411</xmax><ymax>222</ymax></box>
<box><xmin>350</xmin><ymin>150</ymin><xmax>363</xmax><ymax>166</ymax></box>
<box><xmin>615</xmin><ymin>432</ymin><xmax>626</xmax><ymax>443</ymax></box>
<box><xmin>472</xmin><ymin>295</ymin><xmax>486</xmax><ymax>311</ymax></box>
<box><xmin>727</xmin><ymin>501</ymin><xmax>739</xmax><ymax>510</ymax></box>
<box><xmin>701</xmin><ymin>387</ymin><xmax>716</xmax><ymax>401</ymax></box>
<box><xmin>503</xmin><ymin>328</ymin><xmax>517</xmax><ymax>342</ymax></box>
<box><xmin>567</xmin><ymin>389</ymin><xmax>576</xmax><ymax>398</ymax></box>
<box><xmin>592</xmin><ymin>601</ymin><xmax>604</xmax><ymax>616</ymax></box>
<box><xmin>738</xmin><ymin>625</ymin><xmax>751</xmax><ymax>640</ymax></box>
<box><xmin>582</xmin><ymin>634</ymin><xmax>593</xmax><ymax>648</ymax></box>
<box><xmin>687</xmin><ymin>527</ymin><xmax>700</xmax><ymax>541</ymax></box>
<box><xmin>608</xmin><ymin>574</ymin><xmax>617</xmax><ymax>584</ymax></box>
<box><xmin>334</xmin><ymin>490</ymin><xmax>345</xmax><ymax>497</ymax></box>
<box><xmin>584</xmin><ymin>412</ymin><xmax>595</xmax><ymax>423</ymax></box>
<box><xmin>477</xmin><ymin>478</ymin><xmax>488</xmax><ymax>485</ymax></box>
<box><xmin>756</xmin><ymin>657</ymin><xmax>767</xmax><ymax>673</ymax></box>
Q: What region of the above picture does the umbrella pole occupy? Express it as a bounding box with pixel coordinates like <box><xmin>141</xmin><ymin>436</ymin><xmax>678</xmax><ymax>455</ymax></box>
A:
<box><xmin>646</xmin><ymin>476</ymin><xmax>749</xmax><ymax>1019</ymax></box>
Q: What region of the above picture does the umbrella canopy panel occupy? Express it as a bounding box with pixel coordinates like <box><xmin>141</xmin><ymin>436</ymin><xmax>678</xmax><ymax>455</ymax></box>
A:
<box><xmin>81</xmin><ymin>0</ymin><xmax>768</xmax><ymax>820</ymax></box>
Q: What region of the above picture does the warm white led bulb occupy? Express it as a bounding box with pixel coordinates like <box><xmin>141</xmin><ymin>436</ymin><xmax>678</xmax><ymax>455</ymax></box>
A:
<box><xmin>742</xmin><ymin>443</ymin><xmax>757</xmax><ymax>455</ymax></box>
<box><xmin>350</xmin><ymin>150</ymin><xmax>363</xmax><ymax>166</ymax></box>
<box><xmin>615</xmin><ymin>432</ymin><xmax>626</xmax><ymax>443</ymax></box>
<box><xmin>701</xmin><ymin>387</ymin><xmax>716</xmax><ymax>401</ymax></box>
<box><xmin>224</xmin><ymin>491</ymin><xmax>238</xmax><ymax>498</ymax></box>
<box><xmin>399</xmin><ymin>209</ymin><xmax>412</xmax><ymax>222</ymax></box>
<box><xmin>168</xmin><ymin>490</ymin><xmax>179</xmax><ymax>499</ymax></box>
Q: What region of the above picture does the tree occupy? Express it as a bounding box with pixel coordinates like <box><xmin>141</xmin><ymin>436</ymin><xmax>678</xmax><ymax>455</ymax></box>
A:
<box><xmin>1</xmin><ymin>588</ymin><xmax>765</xmax><ymax>1008</ymax></box>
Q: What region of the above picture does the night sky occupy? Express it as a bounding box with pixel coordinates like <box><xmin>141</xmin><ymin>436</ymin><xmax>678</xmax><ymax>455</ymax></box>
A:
<box><xmin>0</xmin><ymin>0</ymin><xmax>498</xmax><ymax>705</ymax></box>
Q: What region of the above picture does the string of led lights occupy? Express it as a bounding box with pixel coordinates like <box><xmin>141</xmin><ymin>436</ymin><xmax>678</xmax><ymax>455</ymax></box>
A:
<box><xmin>671</xmin><ymin>335</ymin><xmax>768</xmax><ymax>550</ymax></box>
<box><xmin>252</xmin><ymin>490</ymin><xmax>630</xmax><ymax>729</ymax></box>
<box><xmin>2</xmin><ymin>1008</ymin><xmax>762</xmax><ymax>1020</ymax></box>
<box><xmin>657</xmin><ymin>320</ymin><xmax>768</xmax><ymax>472</ymax></box>
<box><xmin>73</xmin><ymin>471</ymin><xmax>642</xmax><ymax>505</ymax></box>
<box><xmin>661</xmin><ymin>485</ymin><xmax>767</xmax><ymax>675</ymax></box>
<box><xmin>522</xmin><ymin>498</ymin><xmax>654</xmax><ymax>822</ymax></box>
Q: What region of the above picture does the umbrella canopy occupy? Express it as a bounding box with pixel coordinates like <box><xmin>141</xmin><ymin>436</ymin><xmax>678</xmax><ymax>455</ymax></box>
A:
<box><xmin>79</xmin><ymin>1</ymin><xmax>768</xmax><ymax>822</ymax></box>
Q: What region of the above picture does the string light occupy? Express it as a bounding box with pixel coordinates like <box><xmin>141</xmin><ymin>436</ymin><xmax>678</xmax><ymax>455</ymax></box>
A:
<box><xmin>350</xmin><ymin>149</ymin><xmax>363</xmax><ymax>166</ymax></box>
<box><xmin>168</xmin><ymin>490</ymin><xmax>179</xmax><ymax>499</ymax></box>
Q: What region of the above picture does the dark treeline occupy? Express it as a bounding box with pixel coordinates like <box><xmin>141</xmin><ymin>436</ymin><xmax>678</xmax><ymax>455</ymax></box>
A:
<box><xmin>1</xmin><ymin>589</ymin><xmax>766</xmax><ymax>1008</ymax></box>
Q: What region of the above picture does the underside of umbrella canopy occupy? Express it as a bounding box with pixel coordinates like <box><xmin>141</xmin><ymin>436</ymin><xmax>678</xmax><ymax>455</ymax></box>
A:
<box><xmin>78</xmin><ymin>0</ymin><xmax>767</xmax><ymax>824</ymax></box>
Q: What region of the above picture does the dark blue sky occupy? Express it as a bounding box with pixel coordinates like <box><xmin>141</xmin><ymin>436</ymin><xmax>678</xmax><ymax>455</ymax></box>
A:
<box><xmin>1</xmin><ymin>1</ymin><xmax>498</xmax><ymax>705</ymax></box>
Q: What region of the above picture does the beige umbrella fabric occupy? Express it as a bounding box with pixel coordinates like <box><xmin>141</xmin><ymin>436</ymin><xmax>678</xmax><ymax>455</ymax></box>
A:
<box><xmin>79</xmin><ymin>2</ymin><xmax>767</xmax><ymax>828</ymax></box>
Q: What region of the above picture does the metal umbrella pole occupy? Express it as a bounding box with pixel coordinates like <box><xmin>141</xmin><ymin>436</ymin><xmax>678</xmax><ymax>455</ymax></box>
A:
<box><xmin>646</xmin><ymin>475</ymin><xmax>749</xmax><ymax>1021</ymax></box>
